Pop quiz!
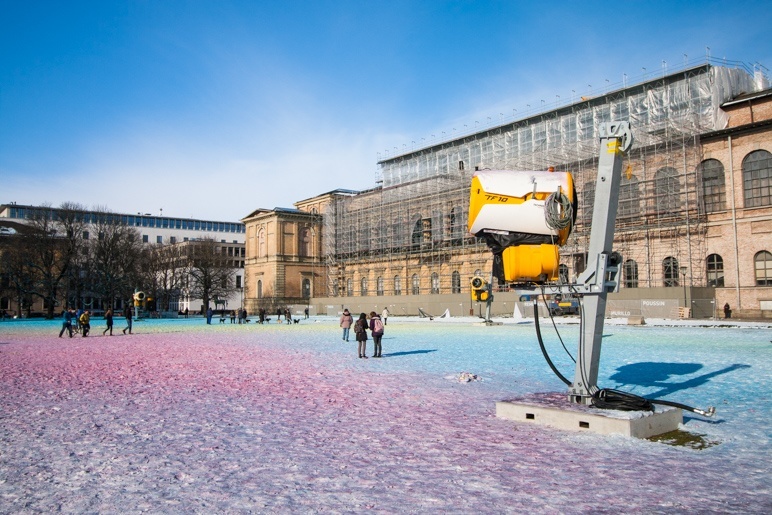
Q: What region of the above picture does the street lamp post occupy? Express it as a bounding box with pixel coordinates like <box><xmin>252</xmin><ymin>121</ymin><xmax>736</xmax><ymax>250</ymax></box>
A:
<box><xmin>680</xmin><ymin>266</ymin><xmax>688</xmax><ymax>316</ymax></box>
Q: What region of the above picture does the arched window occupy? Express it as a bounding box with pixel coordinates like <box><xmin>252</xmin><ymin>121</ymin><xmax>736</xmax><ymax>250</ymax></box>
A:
<box><xmin>655</xmin><ymin>167</ymin><xmax>681</xmax><ymax>217</ymax></box>
<box><xmin>618</xmin><ymin>174</ymin><xmax>641</xmax><ymax>221</ymax></box>
<box><xmin>706</xmin><ymin>254</ymin><xmax>724</xmax><ymax>287</ymax></box>
<box><xmin>360</xmin><ymin>277</ymin><xmax>368</xmax><ymax>296</ymax></box>
<box><xmin>302</xmin><ymin>278</ymin><xmax>311</xmax><ymax>298</ymax></box>
<box><xmin>376</xmin><ymin>276</ymin><xmax>384</xmax><ymax>296</ymax></box>
<box><xmin>346</xmin><ymin>279</ymin><xmax>353</xmax><ymax>296</ymax></box>
<box><xmin>431</xmin><ymin>273</ymin><xmax>440</xmax><ymax>294</ymax></box>
<box><xmin>663</xmin><ymin>257</ymin><xmax>680</xmax><ymax>287</ymax></box>
<box><xmin>743</xmin><ymin>150</ymin><xmax>772</xmax><ymax>208</ymax></box>
<box><xmin>623</xmin><ymin>259</ymin><xmax>638</xmax><ymax>288</ymax></box>
<box><xmin>299</xmin><ymin>228</ymin><xmax>311</xmax><ymax>257</ymax></box>
<box><xmin>394</xmin><ymin>275</ymin><xmax>402</xmax><ymax>296</ymax></box>
<box><xmin>581</xmin><ymin>181</ymin><xmax>595</xmax><ymax>225</ymax></box>
<box><xmin>257</xmin><ymin>228</ymin><xmax>266</xmax><ymax>258</ymax></box>
<box><xmin>699</xmin><ymin>159</ymin><xmax>726</xmax><ymax>213</ymax></box>
<box><xmin>411</xmin><ymin>214</ymin><xmax>423</xmax><ymax>247</ymax></box>
<box><xmin>755</xmin><ymin>251</ymin><xmax>772</xmax><ymax>285</ymax></box>
<box><xmin>411</xmin><ymin>274</ymin><xmax>420</xmax><ymax>295</ymax></box>
<box><xmin>257</xmin><ymin>280</ymin><xmax>263</xmax><ymax>299</ymax></box>
<box><xmin>451</xmin><ymin>271</ymin><xmax>461</xmax><ymax>293</ymax></box>
<box><xmin>332</xmin><ymin>279</ymin><xmax>339</xmax><ymax>297</ymax></box>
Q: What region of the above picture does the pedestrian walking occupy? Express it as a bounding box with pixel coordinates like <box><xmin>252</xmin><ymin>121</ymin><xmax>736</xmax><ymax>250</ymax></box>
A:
<box><xmin>354</xmin><ymin>312</ymin><xmax>369</xmax><ymax>359</ymax></box>
<box><xmin>103</xmin><ymin>308</ymin><xmax>113</xmax><ymax>336</ymax></box>
<box><xmin>369</xmin><ymin>311</ymin><xmax>384</xmax><ymax>357</ymax></box>
<box><xmin>79</xmin><ymin>310</ymin><xmax>91</xmax><ymax>337</ymax></box>
<box><xmin>381</xmin><ymin>306</ymin><xmax>390</xmax><ymax>326</ymax></box>
<box><xmin>58</xmin><ymin>308</ymin><xmax>74</xmax><ymax>338</ymax></box>
<box><xmin>340</xmin><ymin>308</ymin><xmax>353</xmax><ymax>341</ymax></box>
<box><xmin>123</xmin><ymin>306</ymin><xmax>133</xmax><ymax>334</ymax></box>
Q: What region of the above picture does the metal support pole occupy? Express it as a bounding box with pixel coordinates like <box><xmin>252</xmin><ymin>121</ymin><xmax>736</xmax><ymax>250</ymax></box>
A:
<box><xmin>569</xmin><ymin>122</ymin><xmax>632</xmax><ymax>405</ymax></box>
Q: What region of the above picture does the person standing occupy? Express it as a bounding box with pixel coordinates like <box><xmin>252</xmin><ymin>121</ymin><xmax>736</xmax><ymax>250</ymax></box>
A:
<box><xmin>206</xmin><ymin>307</ymin><xmax>213</xmax><ymax>325</ymax></box>
<box><xmin>381</xmin><ymin>306</ymin><xmax>390</xmax><ymax>326</ymax></box>
<box><xmin>58</xmin><ymin>308</ymin><xmax>74</xmax><ymax>338</ymax></box>
<box><xmin>723</xmin><ymin>303</ymin><xmax>731</xmax><ymax>319</ymax></box>
<box><xmin>123</xmin><ymin>306</ymin><xmax>133</xmax><ymax>334</ymax></box>
<box><xmin>369</xmin><ymin>311</ymin><xmax>384</xmax><ymax>358</ymax></box>
<box><xmin>304</xmin><ymin>307</ymin><xmax>309</xmax><ymax>319</ymax></box>
<box><xmin>339</xmin><ymin>308</ymin><xmax>353</xmax><ymax>342</ymax></box>
<box><xmin>184</xmin><ymin>307</ymin><xmax>189</xmax><ymax>318</ymax></box>
<box><xmin>79</xmin><ymin>310</ymin><xmax>91</xmax><ymax>337</ymax></box>
<box><xmin>354</xmin><ymin>312</ymin><xmax>369</xmax><ymax>359</ymax></box>
<box><xmin>103</xmin><ymin>308</ymin><xmax>113</xmax><ymax>336</ymax></box>
<box><xmin>230</xmin><ymin>310</ymin><xmax>236</xmax><ymax>323</ymax></box>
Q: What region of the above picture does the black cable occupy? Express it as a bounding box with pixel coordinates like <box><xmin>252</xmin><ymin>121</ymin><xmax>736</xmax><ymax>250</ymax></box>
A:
<box><xmin>539</xmin><ymin>288</ymin><xmax>576</xmax><ymax>364</ymax></box>
<box><xmin>533</xmin><ymin>299</ymin><xmax>571</xmax><ymax>386</ymax></box>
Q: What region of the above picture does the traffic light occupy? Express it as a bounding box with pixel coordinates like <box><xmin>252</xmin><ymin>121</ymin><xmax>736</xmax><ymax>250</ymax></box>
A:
<box><xmin>470</xmin><ymin>277</ymin><xmax>489</xmax><ymax>302</ymax></box>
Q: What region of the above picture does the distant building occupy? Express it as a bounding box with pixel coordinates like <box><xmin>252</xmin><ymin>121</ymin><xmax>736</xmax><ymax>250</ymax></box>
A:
<box><xmin>0</xmin><ymin>203</ymin><xmax>245</xmax><ymax>317</ymax></box>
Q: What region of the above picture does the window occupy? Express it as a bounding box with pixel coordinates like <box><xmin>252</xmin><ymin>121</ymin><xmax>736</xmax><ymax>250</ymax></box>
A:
<box><xmin>346</xmin><ymin>279</ymin><xmax>353</xmax><ymax>296</ymax></box>
<box><xmin>257</xmin><ymin>229</ymin><xmax>266</xmax><ymax>258</ymax></box>
<box><xmin>299</xmin><ymin>228</ymin><xmax>311</xmax><ymax>257</ymax></box>
<box><xmin>257</xmin><ymin>280</ymin><xmax>263</xmax><ymax>299</ymax></box>
<box><xmin>411</xmin><ymin>274</ymin><xmax>420</xmax><ymax>295</ymax></box>
<box><xmin>142</xmin><ymin>235</ymin><xmax>149</xmax><ymax>243</ymax></box>
<box><xmin>302</xmin><ymin>278</ymin><xmax>311</xmax><ymax>298</ymax></box>
<box><xmin>82</xmin><ymin>231</ymin><xmax>89</xmax><ymax>240</ymax></box>
<box><xmin>655</xmin><ymin>167</ymin><xmax>681</xmax><ymax>217</ymax></box>
<box><xmin>431</xmin><ymin>273</ymin><xmax>440</xmax><ymax>294</ymax></box>
<box><xmin>699</xmin><ymin>159</ymin><xmax>726</xmax><ymax>213</ymax></box>
<box><xmin>558</xmin><ymin>264</ymin><xmax>569</xmax><ymax>283</ymax></box>
<box><xmin>743</xmin><ymin>150</ymin><xmax>772</xmax><ymax>208</ymax></box>
<box><xmin>236</xmin><ymin>275</ymin><xmax>242</xmax><ymax>289</ymax></box>
<box><xmin>170</xmin><ymin>236</ymin><xmax>176</xmax><ymax>244</ymax></box>
<box><xmin>411</xmin><ymin>215</ymin><xmax>423</xmax><ymax>247</ymax></box>
<box><xmin>663</xmin><ymin>257</ymin><xmax>680</xmax><ymax>287</ymax></box>
<box><xmin>332</xmin><ymin>280</ymin><xmax>339</xmax><ymax>297</ymax></box>
<box><xmin>618</xmin><ymin>174</ymin><xmax>641</xmax><ymax>221</ymax></box>
<box><xmin>394</xmin><ymin>276</ymin><xmax>402</xmax><ymax>296</ymax></box>
<box><xmin>451</xmin><ymin>271</ymin><xmax>461</xmax><ymax>294</ymax></box>
<box><xmin>450</xmin><ymin>207</ymin><xmax>465</xmax><ymax>241</ymax></box>
<box><xmin>623</xmin><ymin>259</ymin><xmax>639</xmax><ymax>288</ymax></box>
<box><xmin>360</xmin><ymin>277</ymin><xmax>368</xmax><ymax>296</ymax></box>
<box><xmin>157</xmin><ymin>236</ymin><xmax>163</xmax><ymax>244</ymax></box>
<box><xmin>376</xmin><ymin>276</ymin><xmax>384</xmax><ymax>296</ymax></box>
<box><xmin>755</xmin><ymin>251</ymin><xmax>772</xmax><ymax>286</ymax></box>
<box><xmin>706</xmin><ymin>254</ymin><xmax>724</xmax><ymax>287</ymax></box>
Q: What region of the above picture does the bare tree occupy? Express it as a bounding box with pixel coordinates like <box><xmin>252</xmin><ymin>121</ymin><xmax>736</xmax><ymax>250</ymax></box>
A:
<box><xmin>22</xmin><ymin>203</ymin><xmax>87</xmax><ymax>318</ymax></box>
<box><xmin>185</xmin><ymin>238</ymin><xmax>236</xmax><ymax>311</ymax></box>
<box><xmin>88</xmin><ymin>208</ymin><xmax>144</xmax><ymax>310</ymax></box>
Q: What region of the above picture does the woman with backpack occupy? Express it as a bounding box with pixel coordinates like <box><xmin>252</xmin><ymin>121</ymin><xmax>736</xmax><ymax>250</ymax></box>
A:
<box><xmin>369</xmin><ymin>311</ymin><xmax>384</xmax><ymax>358</ymax></box>
<box><xmin>354</xmin><ymin>312</ymin><xmax>369</xmax><ymax>359</ymax></box>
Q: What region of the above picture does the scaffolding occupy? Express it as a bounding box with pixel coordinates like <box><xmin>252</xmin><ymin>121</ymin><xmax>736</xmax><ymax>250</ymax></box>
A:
<box><xmin>322</xmin><ymin>63</ymin><xmax>759</xmax><ymax>298</ymax></box>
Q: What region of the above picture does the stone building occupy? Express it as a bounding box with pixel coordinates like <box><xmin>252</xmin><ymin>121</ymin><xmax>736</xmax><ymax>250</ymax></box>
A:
<box><xmin>244</xmin><ymin>61</ymin><xmax>772</xmax><ymax>319</ymax></box>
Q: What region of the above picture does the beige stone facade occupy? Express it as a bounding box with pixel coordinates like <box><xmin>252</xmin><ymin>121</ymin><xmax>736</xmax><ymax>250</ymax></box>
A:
<box><xmin>244</xmin><ymin>65</ymin><xmax>772</xmax><ymax>319</ymax></box>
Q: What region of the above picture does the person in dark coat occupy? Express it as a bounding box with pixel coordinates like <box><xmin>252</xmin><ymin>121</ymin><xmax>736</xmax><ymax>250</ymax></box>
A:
<box><xmin>354</xmin><ymin>312</ymin><xmax>369</xmax><ymax>359</ymax></box>
<box><xmin>723</xmin><ymin>303</ymin><xmax>731</xmax><ymax>319</ymax></box>
<box><xmin>103</xmin><ymin>308</ymin><xmax>113</xmax><ymax>336</ymax></box>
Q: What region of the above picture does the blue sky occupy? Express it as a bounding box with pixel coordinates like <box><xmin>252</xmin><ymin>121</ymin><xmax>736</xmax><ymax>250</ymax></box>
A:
<box><xmin>1</xmin><ymin>1</ymin><xmax>770</xmax><ymax>222</ymax></box>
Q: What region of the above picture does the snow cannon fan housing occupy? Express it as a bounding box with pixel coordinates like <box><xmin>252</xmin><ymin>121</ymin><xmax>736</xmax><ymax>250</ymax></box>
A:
<box><xmin>468</xmin><ymin>169</ymin><xmax>577</xmax><ymax>283</ymax></box>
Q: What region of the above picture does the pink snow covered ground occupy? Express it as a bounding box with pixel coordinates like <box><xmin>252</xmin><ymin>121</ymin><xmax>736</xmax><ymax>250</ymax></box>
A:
<box><xmin>0</xmin><ymin>318</ymin><xmax>769</xmax><ymax>513</ymax></box>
